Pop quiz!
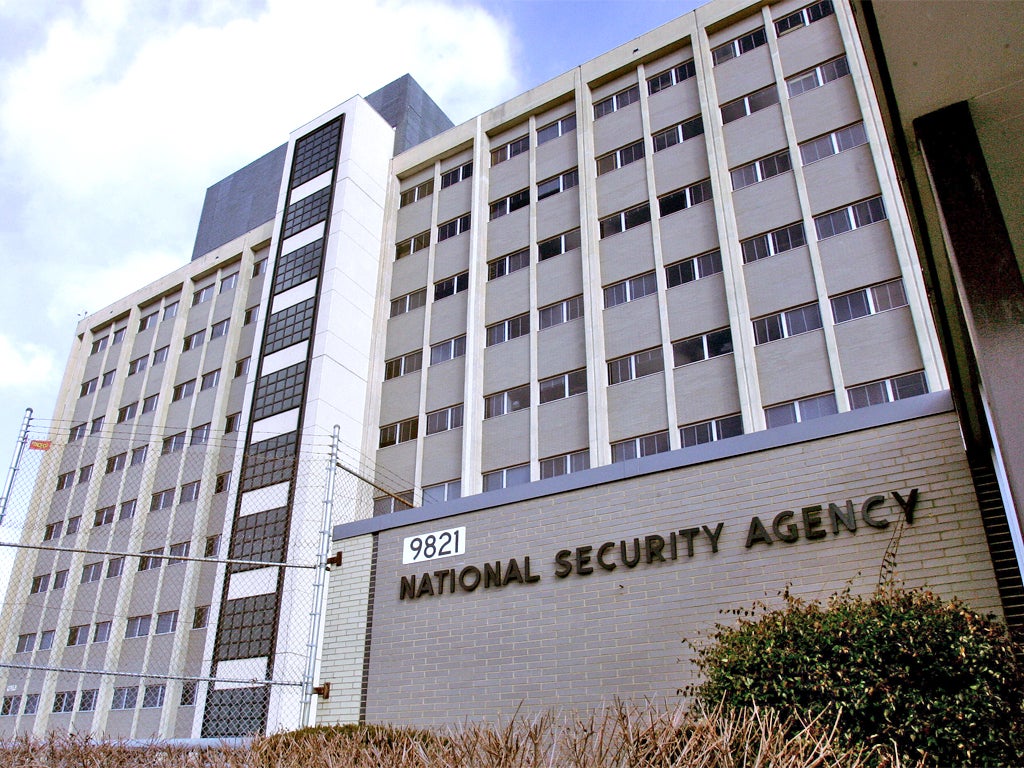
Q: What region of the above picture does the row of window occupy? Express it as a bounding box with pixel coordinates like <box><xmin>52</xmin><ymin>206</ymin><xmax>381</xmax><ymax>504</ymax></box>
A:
<box><xmin>1</xmin><ymin>682</ymin><xmax>198</xmax><ymax>718</ymax></box>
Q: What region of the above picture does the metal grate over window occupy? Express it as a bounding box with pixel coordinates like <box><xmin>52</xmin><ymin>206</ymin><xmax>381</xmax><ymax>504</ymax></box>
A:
<box><xmin>273</xmin><ymin>239</ymin><xmax>324</xmax><ymax>294</ymax></box>
<box><xmin>290</xmin><ymin>119</ymin><xmax>342</xmax><ymax>188</ymax></box>
<box><xmin>251</xmin><ymin>363</ymin><xmax>307</xmax><ymax>422</ymax></box>
<box><xmin>228</xmin><ymin>506</ymin><xmax>289</xmax><ymax>573</ymax></box>
<box><xmin>282</xmin><ymin>187</ymin><xmax>331</xmax><ymax>239</ymax></box>
<box><xmin>263</xmin><ymin>298</ymin><xmax>316</xmax><ymax>355</ymax></box>
<box><xmin>240</xmin><ymin>431</ymin><xmax>298</xmax><ymax>491</ymax></box>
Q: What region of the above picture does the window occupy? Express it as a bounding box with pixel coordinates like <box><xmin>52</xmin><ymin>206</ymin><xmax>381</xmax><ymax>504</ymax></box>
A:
<box><xmin>596</xmin><ymin>140</ymin><xmax>644</xmax><ymax>176</ymax></box>
<box><xmin>193</xmin><ymin>605</ymin><xmax>210</xmax><ymax>629</ymax></box>
<box><xmin>192</xmin><ymin>285</ymin><xmax>214</xmax><ymax>305</ymax></box>
<box><xmin>383</xmin><ymin>350</ymin><xmax>424</xmax><ymax>383</ymax></box>
<box><xmin>215</xmin><ymin>472</ymin><xmax>231</xmax><ymax>493</ymax></box>
<box><xmin>426</xmin><ymin>404</ymin><xmax>464</xmax><ymax>435</ymax></box>
<box><xmin>766</xmin><ymin>393</ymin><xmax>838</xmax><ymax>427</ymax></box>
<box><xmin>1</xmin><ymin>696</ymin><xmax>20</xmax><ymax>716</ymax></box>
<box><xmin>753</xmin><ymin>303</ymin><xmax>823</xmax><ymax>344</ymax></box>
<box><xmin>787</xmin><ymin>56</ymin><xmax>850</xmax><ymax>97</ymax></box>
<box><xmin>611</xmin><ymin>431</ymin><xmax>671</xmax><ymax>462</ymax></box>
<box><xmin>379</xmin><ymin>417</ymin><xmax>419</xmax><ymax>448</ymax></box>
<box><xmin>38</xmin><ymin>630</ymin><xmax>54</xmax><ymax>650</ymax></box>
<box><xmin>848</xmin><ymin>372</ymin><xmax>928</xmax><ymax>409</ymax></box>
<box><xmin>244</xmin><ymin>306</ymin><xmax>259</xmax><ymax>325</ymax></box>
<box><xmin>44</xmin><ymin>521</ymin><xmax>63</xmax><ymax>540</ymax></box>
<box><xmin>599</xmin><ymin>203</ymin><xmax>651</xmax><ymax>238</ymax></box>
<box><xmin>536</xmin><ymin>168</ymin><xmax>579</xmax><ymax>201</ymax></box>
<box><xmin>106</xmin><ymin>558</ymin><xmax>124</xmax><ymax>579</ymax></box>
<box><xmin>152</xmin><ymin>345</ymin><xmax>169</xmax><ymax>365</ymax></box>
<box><xmin>434</xmin><ymin>271</ymin><xmax>469</xmax><ymax>301</ymax></box>
<box><xmin>539</xmin><ymin>295</ymin><xmax>584</xmax><ymax>329</ymax></box>
<box><xmin>604</xmin><ymin>272</ymin><xmax>658</xmax><ymax>308</ymax></box>
<box><xmin>437</xmin><ymin>213</ymin><xmax>471</xmax><ymax>242</ymax></box>
<box><xmin>666</xmin><ymin>250</ymin><xmax>723</xmax><ymax>288</ymax></box>
<box><xmin>721</xmin><ymin>85</ymin><xmax>779</xmax><ymax>124</ymax></box>
<box><xmin>78</xmin><ymin>465</ymin><xmax>92</xmax><ymax>484</ymax></box>
<box><xmin>396</xmin><ymin>230</ymin><xmax>430</xmax><ymax>260</ymax></box>
<box><xmin>538</xmin><ymin>228</ymin><xmax>581</xmax><ymax>261</ymax></box>
<box><xmin>79</xmin><ymin>689</ymin><xmax>98</xmax><ymax>711</ymax></box>
<box><xmin>484</xmin><ymin>384</ymin><xmax>530</xmax><ymax>418</ymax></box>
<box><xmin>80</xmin><ymin>378</ymin><xmax>97</xmax><ymax>397</ymax></box>
<box><xmin>652</xmin><ymin>115</ymin><xmax>705</xmax><ymax>152</ymax></box>
<box><xmin>399</xmin><ymin>178</ymin><xmax>434</xmax><ymax>207</ymax></box>
<box><xmin>490</xmin><ymin>135</ymin><xmax>529</xmax><ymax>165</ymax></box>
<box><xmin>220</xmin><ymin>272</ymin><xmax>239</xmax><ymax>293</ymax></box>
<box><xmin>16</xmin><ymin>634</ymin><xmax>35</xmax><ymax>653</ymax></box>
<box><xmin>69</xmin><ymin>423</ymin><xmax>86</xmax><ymax>442</ymax></box>
<box><xmin>593</xmin><ymin>84</ymin><xmax>639</xmax><ymax>118</ymax></box>
<box><xmin>90</xmin><ymin>336</ymin><xmax>108</xmax><ymax>355</ymax></box>
<box><xmin>52</xmin><ymin>570</ymin><xmax>68</xmax><ymax>590</ymax></box>
<box><xmin>490</xmin><ymin>189</ymin><xmax>530</xmax><ymax>220</ymax></box>
<box><xmin>163</xmin><ymin>301</ymin><xmax>179</xmax><ymax>320</ymax></box>
<box><xmin>67</xmin><ymin>625</ymin><xmax>89</xmax><ymax>646</ymax></box>
<box><xmin>607</xmin><ymin>348</ymin><xmax>664</xmax><ymax>385</ymax></box>
<box><xmin>180</xmin><ymin>480</ymin><xmax>201</xmax><ymax>503</ymax></box>
<box><xmin>482</xmin><ymin>464</ymin><xmax>530</xmax><ymax>492</ymax></box>
<box><xmin>658</xmin><ymin>179</ymin><xmax>713</xmax><ymax>217</ymax></box>
<box><xmin>648</xmin><ymin>59</ymin><xmax>696</xmax><ymax>94</ymax></box>
<box><xmin>128</xmin><ymin>356</ymin><xmax>148</xmax><ymax>375</ymax></box>
<box><xmin>373</xmin><ymin>491</ymin><xmax>415</xmax><ymax>515</ymax></box>
<box><xmin>204</xmin><ymin>534</ymin><xmax>221</xmax><ymax>557</ymax></box>
<box><xmin>537</xmin><ymin>113</ymin><xmax>576</xmax><ymax>144</ymax></box>
<box><xmin>680</xmin><ymin>414</ymin><xmax>744</xmax><ymax>447</ymax></box>
<box><xmin>183</xmin><ymin>330</ymin><xmax>205</xmax><ymax>352</ymax></box>
<box><xmin>673</xmin><ymin>328</ymin><xmax>734</xmax><ymax>366</ymax></box>
<box><xmin>225</xmin><ymin>412</ymin><xmax>241</xmax><ymax>433</ymax></box>
<box><xmin>66</xmin><ymin>515</ymin><xmax>81</xmax><ymax>534</ymax></box>
<box><xmin>831</xmin><ymin>279</ymin><xmax>908</xmax><ymax>324</ymax></box>
<box><xmin>94</xmin><ymin>506</ymin><xmax>115</xmax><ymax>527</ymax></box>
<box><xmin>210</xmin><ymin>318</ymin><xmax>230</xmax><ymax>339</ymax></box>
<box><xmin>486</xmin><ymin>313</ymin><xmax>530</xmax><ymax>346</ymax></box>
<box><xmin>390</xmin><ymin>288</ymin><xmax>427</xmax><ymax>318</ymax></box>
<box><xmin>80</xmin><ymin>563</ymin><xmax>102</xmax><ymax>584</ymax></box>
<box><xmin>712</xmin><ymin>27</ymin><xmax>767</xmax><ymax>65</ymax></box>
<box><xmin>162</xmin><ymin>431</ymin><xmax>186</xmax><ymax>454</ymax></box>
<box><xmin>138</xmin><ymin>312</ymin><xmax>157</xmax><ymax>332</ymax></box>
<box><xmin>111</xmin><ymin>327</ymin><xmax>127</xmax><ymax>345</ymax></box>
<box><xmin>234</xmin><ymin>357</ymin><xmax>250</xmax><ymax>378</ymax></box>
<box><xmin>142</xmin><ymin>685</ymin><xmax>166</xmax><ymax>709</ymax></box>
<box><xmin>741</xmin><ymin>222</ymin><xmax>807</xmax><ymax>263</ymax></box>
<box><xmin>539</xmin><ymin>369</ymin><xmax>587</xmax><ymax>404</ymax></box>
<box><xmin>172</xmin><ymin>380</ymin><xmax>195</xmax><ymax>402</ymax></box>
<box><xmin>253</xmin><ymin>259</ymin><xmax>266</xmax><ymax>277</ymax></box>
<box><xmin>776</xmin><ymin>0</ymin><xmax>834</xmax><ymax>35</ymax></box>
<box><xmin>430</xmin><ymin>335</ymin><xmax>466</xmax><ymax>365</ymax></box>
<box><xmin>150</xmin><ymin>488</ymin><xmax>175</xmax><ymax>511</ymax></box>
<box><xmin>116</xmin><ymin>402</ymin><xmax>137</xmax><ymax>424</ymax></box>
<box><xmin>111</xmin><ymin>687</ymin><xmax>138</xmax><ymax>710</ymax></box>
<box><xmin>119</xmin><ymin>499</ymin><xmax>137</xmax><ymax>520</ymax></box>
<box><xmin>52</xmin><ymin>691</ymin><xmax>76</xmax><ymax>713</ymax></box>
<box><xmin>137</xmin><ymin>396</ymin><xmax>157</xmax><ymax>418</ymax></box>
<box><xmin>156</xmin><ymin>610</ymin><xmax>178</xmax><ymax>634</ymax></box>
<box><xmin>814</xmin><ymin>196</ymin><xmax>887</xmax><ymax>239</ymax></box>
<box><xmin>539</xmin><ymin>450</ymin><xmax>590</xmax><ymax>479</ymax></box>
<box><xmin>731</xmin><ymin>150</ymin><xmax>792</xmax><ymax>190</ymax></box>
<box><xmin>94</xmin><ymin>622</ymin><xmax>111</xmax><ymax>644</ymax></box>
<box><xmin>138</xmin><ymin>549</ymin><xmax>163</xmax><ymax>572</ymax></box>
<box><xmin>127</xmin><ymin>445</ymin><xmax>146</xmax><ymax>467</ymax></box>
<box><xmin>488</xmin><ymin>249</ymin><xmax>529</xmax><ymax>281</ymax></box>
<box><xmin>423</xmin><ymin>479</ymin><xmax>462</xmax><ymax>505</ymax></box>
<box><xmin>800</xmin><ymin>122</ymin><xmax>868</xmax><ymax>165</ymax></box>
<box><xmin>189</xmin><ymin>423</ymin><xmax>210</xmax><ymax>446</ymax></box>
<box><xmin>105</xmin><ymin>453</ymin><xmax>126</xmax><ymax>474</ymax></box>
<box><xmin>200</xmin><ymin>369</ymin><xmax>220</xmax><ymax>391</ymax></box>
<box><xmin>440</xmin><ymin>160</ymin><xmax>472</xmax><ymax>188</ymax></box>
<box><xmin>30</xmin><ymin>573</ymin><xmax>49</xmax><ymax>594</ymax></box>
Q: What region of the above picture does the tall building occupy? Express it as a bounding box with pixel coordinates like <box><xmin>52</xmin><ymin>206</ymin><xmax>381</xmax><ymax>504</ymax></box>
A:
<box><xmin>2</xmin><ymin>0</ymin><xmax>1021</xmax><ymax>739</ymax></box>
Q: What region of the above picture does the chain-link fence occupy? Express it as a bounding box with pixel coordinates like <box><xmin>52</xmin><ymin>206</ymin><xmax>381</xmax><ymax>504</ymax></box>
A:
<box><xmin>0</xmin><ymin>413</ymin><xmax>402</xmax><ymax>739</ymax></box>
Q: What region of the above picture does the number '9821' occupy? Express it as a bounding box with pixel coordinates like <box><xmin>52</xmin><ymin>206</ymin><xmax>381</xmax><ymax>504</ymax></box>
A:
<box><xmin>402</xmin><ymin>527</ymin><xmax>466</xmax><ymax>565</ymax></box>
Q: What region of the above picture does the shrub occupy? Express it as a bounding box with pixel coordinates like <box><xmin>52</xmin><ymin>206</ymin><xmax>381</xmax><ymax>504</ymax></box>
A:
<box><xmin>689</xmin><ymin>586</ymin><xmax>1024</xmax><ymax>766</ymax></box>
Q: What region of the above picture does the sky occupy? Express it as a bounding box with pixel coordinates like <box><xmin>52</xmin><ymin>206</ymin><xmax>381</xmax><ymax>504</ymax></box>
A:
<box><xmin>0</xmin><ymin>0</ymin><xmax>704</xmax><ymax>584</ymax></box>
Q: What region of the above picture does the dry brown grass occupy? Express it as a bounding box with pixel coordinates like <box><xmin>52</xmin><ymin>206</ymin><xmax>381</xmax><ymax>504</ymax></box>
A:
<box><xmin>0</xmin><ymin>702</ymin><xmax>920</xmax><ymax>767</ymax></box>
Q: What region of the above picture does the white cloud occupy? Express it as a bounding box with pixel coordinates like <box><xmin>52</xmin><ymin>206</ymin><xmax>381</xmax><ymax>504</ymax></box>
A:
<box><xmin>0</xmin><ymin>334</ymin><xmax>57</xmax><ymax>389</ymax></box>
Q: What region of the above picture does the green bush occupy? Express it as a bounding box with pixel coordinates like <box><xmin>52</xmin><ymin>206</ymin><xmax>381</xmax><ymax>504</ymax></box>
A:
<box><xmin>690</xmin><ymin>586</ymin><xmax>1024</xmax><ymax>766</ymax></box>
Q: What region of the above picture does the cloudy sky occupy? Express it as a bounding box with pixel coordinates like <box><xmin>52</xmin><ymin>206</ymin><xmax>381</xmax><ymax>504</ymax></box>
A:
<box><xmin>0</xmin><ymin>0</ymin><xmax>706</xmax><ymax>454</ymax></box>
